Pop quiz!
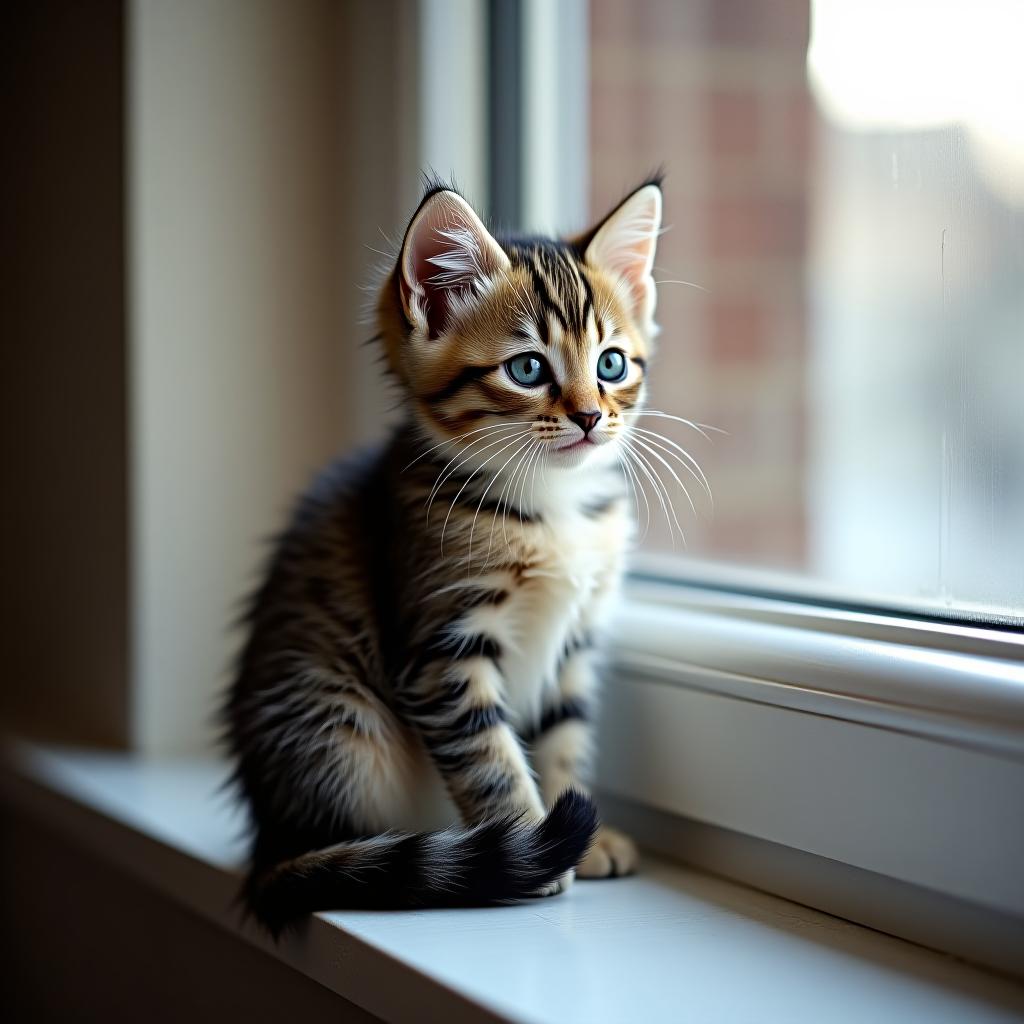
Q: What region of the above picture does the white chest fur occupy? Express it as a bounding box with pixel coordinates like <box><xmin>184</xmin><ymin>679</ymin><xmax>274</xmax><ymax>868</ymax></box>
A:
<box><xmin>497</xmin><ymin>503</ymin><xmax>627</xmax><ymax>725</ymax></box>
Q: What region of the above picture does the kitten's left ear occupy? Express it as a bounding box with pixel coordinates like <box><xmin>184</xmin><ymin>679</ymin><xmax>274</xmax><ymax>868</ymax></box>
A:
<box><xmin>581</xmin><ymin>182</ymin><xmax>662</xmax><ymax>329</ymax></box>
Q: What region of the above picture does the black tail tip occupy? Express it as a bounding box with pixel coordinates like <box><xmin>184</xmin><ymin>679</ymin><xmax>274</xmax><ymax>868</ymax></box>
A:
<box><xmin>540</xmin><ymin>789</ymin><xmax>600</xmax><ymax>868</ymax></box>
<box><xmin>548</xmin><ymin>787</ymin><xmax>599</xmax><ymax>827</ymax></box>
<box><xmin>243</xmin><ymin>868</ymin><xmax>299</xmax><ymax>941</ymax></box>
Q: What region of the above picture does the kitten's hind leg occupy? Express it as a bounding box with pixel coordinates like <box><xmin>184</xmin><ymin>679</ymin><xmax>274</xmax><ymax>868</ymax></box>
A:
<box><xmin>234</xmin><ymin>654</ymin><xmax>431</xmax><ymax>837</ymax></box>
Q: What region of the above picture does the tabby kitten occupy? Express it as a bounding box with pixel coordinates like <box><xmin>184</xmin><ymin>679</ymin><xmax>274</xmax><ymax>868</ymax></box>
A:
<box><xmin>224</xmin><ymin>177</ymin><xmax>663</xmax><ymax>933</ymax></box>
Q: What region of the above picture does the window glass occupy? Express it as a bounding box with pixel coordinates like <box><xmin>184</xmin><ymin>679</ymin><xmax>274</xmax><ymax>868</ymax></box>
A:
<box><xmin>589</xmin><ymin>0</ymin><xmax>1024</xmax><ymax>618</ymax></box>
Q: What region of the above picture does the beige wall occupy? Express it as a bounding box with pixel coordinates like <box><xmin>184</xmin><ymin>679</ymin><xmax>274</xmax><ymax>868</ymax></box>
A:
<box><xmin>5</xmin><ymin>0</ymin><xmax>467</xmax><ymax>754</ymax></box>
<box><xmin>129</xmin><ymin>0</ymin><xmax>418</xmax><ymax>754</ymax></box>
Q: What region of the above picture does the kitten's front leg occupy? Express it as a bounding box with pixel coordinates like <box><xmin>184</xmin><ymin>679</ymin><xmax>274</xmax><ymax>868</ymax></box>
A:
<box><xmin>401</xmin><ymin>653</ymin><xmax>545</xmax><ymax>827</ymax></box>
<box><xmin>531</xmin><ymin>641</ymin><xmax>638</xmax><ymax>879</ymax></box>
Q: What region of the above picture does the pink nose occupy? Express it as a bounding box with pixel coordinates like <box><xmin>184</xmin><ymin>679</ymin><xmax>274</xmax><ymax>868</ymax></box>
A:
<box><xmin>569</xmin><ymin>410</ymin><xmax>602</xmax><ymax>435</ymax></box>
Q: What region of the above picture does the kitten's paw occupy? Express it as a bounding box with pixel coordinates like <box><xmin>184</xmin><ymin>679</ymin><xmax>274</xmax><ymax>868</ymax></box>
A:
<box><xmin>577</xmin><ymin>826</ymin><xmax>638</xmax><ymax>879</ymax></box>
<box><xmin>534</xmin><ymin>869</ymin><xmax>575</xmax><ymax>898</ymax></box>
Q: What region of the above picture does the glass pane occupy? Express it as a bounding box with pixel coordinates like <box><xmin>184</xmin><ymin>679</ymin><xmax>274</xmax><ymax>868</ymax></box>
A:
<box><xmin>588</xmin><ymin>0</ymin><xmax>1024</xmax><ymax>618</ymax></box>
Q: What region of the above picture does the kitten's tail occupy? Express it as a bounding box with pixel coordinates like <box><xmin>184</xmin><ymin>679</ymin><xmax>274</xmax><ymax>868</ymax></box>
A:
<box><xmin>246</xmin><ymin>790</ymin><xmax>598</xmax><ymax>935</ymax></box>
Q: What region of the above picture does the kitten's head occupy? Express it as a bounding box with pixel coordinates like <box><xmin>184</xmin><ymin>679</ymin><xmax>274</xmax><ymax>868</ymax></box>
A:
<box><xmin>379</xmin><ymin>178</ymin><xmax>662</xmax><ymax>475</ymax></box>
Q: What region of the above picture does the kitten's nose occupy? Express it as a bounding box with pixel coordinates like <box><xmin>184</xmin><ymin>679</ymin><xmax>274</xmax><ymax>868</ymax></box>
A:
<box><xmin>569</xmin><ymin>410</ymin><xmax>602</xmax><ymax>435</ymax></box>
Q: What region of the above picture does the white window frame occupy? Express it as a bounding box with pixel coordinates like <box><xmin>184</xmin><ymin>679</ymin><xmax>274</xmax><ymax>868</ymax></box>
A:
<box><xmin>484</xmin><ymin>1</ymin><xmax>1024</xmax><ymax>976</ymax></box>
<box><xmin>599</xmin><ymin>573</ymin><xmax>1024</xmax><ymax>974</ymax></box>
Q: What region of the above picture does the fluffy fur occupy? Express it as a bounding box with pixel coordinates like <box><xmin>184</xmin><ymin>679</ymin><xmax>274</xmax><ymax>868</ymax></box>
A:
<box><xmin>223</xmin><ymin>178</ymin><xmax>664</xmax><ymax>932</ymax></box>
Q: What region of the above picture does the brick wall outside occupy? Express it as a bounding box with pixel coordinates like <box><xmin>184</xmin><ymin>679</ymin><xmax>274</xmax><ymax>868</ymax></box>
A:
<box><xmin>590</xmin><ymin>0</ymin><xmax>812</xmax><ymax>567</ymax></box>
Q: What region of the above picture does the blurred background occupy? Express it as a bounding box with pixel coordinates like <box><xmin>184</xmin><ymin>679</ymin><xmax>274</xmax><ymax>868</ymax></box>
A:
<box><xmin>3</xmin><ymin>0</ymin><xmax>1022</xmax><ymax>757</ymax></box>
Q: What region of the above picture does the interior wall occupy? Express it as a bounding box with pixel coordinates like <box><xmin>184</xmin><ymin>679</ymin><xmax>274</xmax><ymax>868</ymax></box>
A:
<box><xmin>130</xmin><ymin>0</ymin><xmax>421</xmax><ymax>754</ymax></box>
<box><xmin>130</xmin><ymin>0</ymin><xmax>343</xmax><ymax>753</ymax></box>
<box><xmin>1</xmin><ymin>1</ymin><xmax>131</xmax><ymax>747</ymax></box>
<box><xmin>3</xmin><ymin>0</ymin><xmax>429</xmax><ymax>755</ymax></box>
<box><xmin>333</xmin><ymin>0</ymin><xmax>422</xmax><ymax>452</ymax></box>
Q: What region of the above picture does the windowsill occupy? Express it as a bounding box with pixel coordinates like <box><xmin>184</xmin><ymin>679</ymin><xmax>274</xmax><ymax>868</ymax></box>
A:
<box><xmin>4</xmin><ymin>743</ymin><xmax>1023</xmax><ymax>1023</ymax></box>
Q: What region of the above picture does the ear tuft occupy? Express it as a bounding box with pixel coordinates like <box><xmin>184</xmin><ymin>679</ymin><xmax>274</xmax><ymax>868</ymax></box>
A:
<box><xmin>399</xmin><ymin>190</ymin><xmax>509</xmax><ymax>340</ymax></box>
<box><xmin>583</xmin><ymin>183</ymin><xmax>662</xmax><ymax>329</ymax></box>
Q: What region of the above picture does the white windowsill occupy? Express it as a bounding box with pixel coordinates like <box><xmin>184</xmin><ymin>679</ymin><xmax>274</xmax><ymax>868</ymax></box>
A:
<box><xmin>4</xmin><ymin>743</ymin><xmax>1023</xmax><ymax>1024</ymax></box>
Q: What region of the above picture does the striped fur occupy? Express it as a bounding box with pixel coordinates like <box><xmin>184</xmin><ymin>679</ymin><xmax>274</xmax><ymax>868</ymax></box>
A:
<box><xmin>223</xmin><ymin>178</ymin><xmax>663</xmax><ymax>932</ymax></box>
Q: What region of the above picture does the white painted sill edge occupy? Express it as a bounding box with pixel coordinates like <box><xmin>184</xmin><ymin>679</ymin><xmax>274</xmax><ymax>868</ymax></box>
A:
<box><xmin>4</xmin><ymin>743</ymin><xmax>1024</xmax><ymax>1024</ymax></box>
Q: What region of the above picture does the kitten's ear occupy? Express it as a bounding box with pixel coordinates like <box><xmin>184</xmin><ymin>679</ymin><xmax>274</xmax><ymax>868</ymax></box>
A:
<box><xmin>581</xmin><ymin>182</ymin><xmax>662</xmax><ymax>328</ymax></box>
<box><xmin>398</xmin><ymin>189</ymin><xmax>510</xmax><ymax>340</ymax></box>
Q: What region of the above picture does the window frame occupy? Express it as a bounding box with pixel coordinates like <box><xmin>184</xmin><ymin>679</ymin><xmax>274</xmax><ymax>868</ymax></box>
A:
<box><xmin>598</xmin><ymin>579</ymin><xmax>1024</xmax><ymax>975</ymax></box>
<box><xmin>618</xmin><ymin>570</ymin><xmax>1024</xmax><ymax>752</ymax></box>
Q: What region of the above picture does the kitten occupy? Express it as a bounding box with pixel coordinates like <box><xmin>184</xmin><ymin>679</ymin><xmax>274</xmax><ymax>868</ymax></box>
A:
<box><xmin>224</xmin><ymin>177</ymin><xmax>662</xmax><ymax>933</ymax></box>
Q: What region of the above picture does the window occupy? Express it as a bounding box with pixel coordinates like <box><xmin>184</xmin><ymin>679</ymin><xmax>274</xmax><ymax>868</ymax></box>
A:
<box><xmin>586</xmin><ymin>0</ymin><xmax>1024</xmax><ymax>622</ymax></box>
<box><xmin>500</xmin><ymin>0</ymin><xmax>1024</xmax><ymax>974</ymax></box>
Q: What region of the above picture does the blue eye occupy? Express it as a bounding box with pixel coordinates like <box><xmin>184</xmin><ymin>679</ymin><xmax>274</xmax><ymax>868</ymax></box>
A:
<box><xmin>597</xmin><ymin>349</ymin><xmax>628</xmax><ymax>383</ymax></box>
<box><xmin>506</xmin><ymin>353</ymin><xmax>551</xmax><ymax>387</ymax></box>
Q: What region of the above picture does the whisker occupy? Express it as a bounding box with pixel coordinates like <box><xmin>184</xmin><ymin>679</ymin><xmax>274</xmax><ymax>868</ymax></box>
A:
<box><xmin>426</xmin><ymin>425</ymin><xmax>528</xmax><ymax>519</ymax></box>
<box><xmin>629</xmin><ymin>427</ymin><xmax>713</xmax><ymax>508</ymax></box>
<box><xmin>483</xmin><ymin>436</ymin><xmax>535</xmax><ymax>561</ymax></box>
<box><xmin>526</xmin><ymin>441</ymin><xmax>544</xmax><ymax>529</ymax></box>
<box><xmin>618</xmin><ymin>450</ymin><xmax>650</xmax><ymax>542</ymax></box>
<box><xmin>485</xmin><ymin>448</ymin><xmax>514</xmax><ymax>561</ymax></box>
<box><xmin>421</xmin><ymin>423</ymin><xmax>530</xmax><ymax>492</ymax></box>
<box><xmin>449</xmin><ymin>432</ymin><xmax>530</xmax><ymax>558</ymax></box>
<box><xmin>515</xmin><ymin>440</ymin><xmax>542</xmax><ymax>534</ymax></box>
<box><xmin>630</xmin><ymin>434</ymin><xmax>698</xmax><ymax>517</ymax></box>
<box><xmin>622</xmin><ymin>444</ymin><xmax>663</xmax><ymax>548</ymax></box>
<box><xmin>425</xmin><ymin>428</ymin><xmax>516</xmax><ymax>524</ymax></box>
<box><xmin>501</xmin><ymin>439</ymin><xmax>538</xmax><ymax>556</ymax></box>
<box><xmin>630</xmin><ymin>409</ymin><xmax>727</xmax><ymax>440</ymax></box>
<box><xmin>619</xmin><ymin>438</ymin><xmax>668</xmax><ymax>540</ymax></box>
<box><xmin>487</xmin><ymin>433</ymin><xmax>536</xmax><ymax>560</ymax></box>
<box><xmin>403</xmin><ymin>420</ymin><xmax>532</xmax><ymax>473</ymax></box>
<box><xmin>485</xmin><ymin>443</ymin><xmax>520</xmax><ymax>562</ymax></box>
<box><xmin>618</xmin><ymin>455</ymin><xmax>640</xmax><ymax>534</ymax></box>
<box><xmin>621</xmin><ymin>437</ymin><xmax>685</xmax><ymax>546</ymax></box>
<box><xmin>652</xmin><ymin>278</ymin><xmax>708</xmax><ymax>292</ymax></box>
<box><xmin>421</xmin><ymin>424</ymin><xmax>523</xmax><ymax>504</ymax></box>
<box><xmin>500</xmin><ymin>442</ymin><xmax>526</xmax><ymax>550</ymax></box>
<box><xmin>621</xmin><ymin>440</ymin><xmax>673</xmax><ymax>547</ymax></box>
<box><xmin>530</xmin><ymin>437</ymin><xmax>545</xmax><ymax>516</ymax></box>
<box><xmin>471</xmin><ymin>435</ymin><xmax>536</xmax><ymax>562</ymax></box>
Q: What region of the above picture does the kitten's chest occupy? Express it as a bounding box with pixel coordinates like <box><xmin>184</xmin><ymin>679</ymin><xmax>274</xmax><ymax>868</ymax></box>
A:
<box><xmin>499</xmin><ymin>508</ymin><xmax>626</xmax><ymax>722</ymax></box>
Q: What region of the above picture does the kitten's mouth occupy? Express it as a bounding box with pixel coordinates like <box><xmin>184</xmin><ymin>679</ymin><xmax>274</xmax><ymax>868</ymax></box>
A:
<box><xmin>553</xmin><ymin>437</ymin><xmax>596</xmax><ymax>454</ymax></box>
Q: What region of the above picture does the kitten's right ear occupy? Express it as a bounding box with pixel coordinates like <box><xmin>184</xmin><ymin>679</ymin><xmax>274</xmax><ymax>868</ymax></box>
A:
<box><xmin>398</xmin><ymin>189</ymin><xmax>510</xmax><ymax>340</ymax></box>
<box><xmin>580</xmin><ymin>182</ymin><xmax>662</xmax><ymax>330</ymax></box>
